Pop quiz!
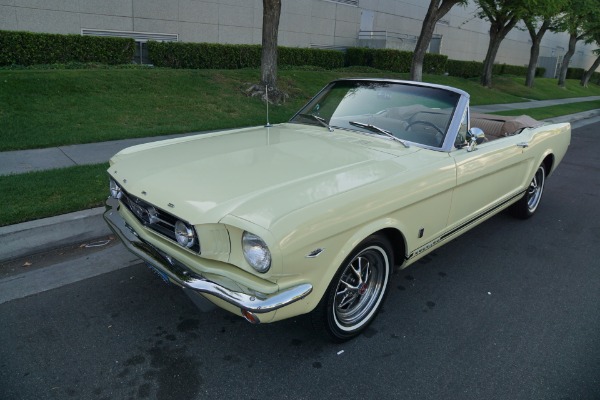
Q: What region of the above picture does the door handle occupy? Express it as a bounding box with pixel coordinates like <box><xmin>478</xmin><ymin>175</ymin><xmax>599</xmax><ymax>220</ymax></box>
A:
<box><xmin>516</xmin><ymin>142</ymin><xmax>529</xmax><ymax>148</ymax></box>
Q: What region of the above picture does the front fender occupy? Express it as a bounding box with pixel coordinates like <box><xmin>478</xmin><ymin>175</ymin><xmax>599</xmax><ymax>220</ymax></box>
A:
<box><xmin>269</xmin><ymin>217</ymin><xmax>407</xmax><ymax>321</ymax></box>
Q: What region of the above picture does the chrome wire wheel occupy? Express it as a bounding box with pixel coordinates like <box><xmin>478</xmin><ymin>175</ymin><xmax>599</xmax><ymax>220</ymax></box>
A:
<box><xmin>332</xmin><ymin>245</ymin><xmax>389</xmax><ymax>332</ymax></box>
<box><xmin>526</xmin><ymin>165</ymin><xmax>545</xmax><ymax>213</ymax></box>
<box><xmin>510</xmin><ymin>162</ymin><xmax>548</xmax><ymax>219</ymax></box>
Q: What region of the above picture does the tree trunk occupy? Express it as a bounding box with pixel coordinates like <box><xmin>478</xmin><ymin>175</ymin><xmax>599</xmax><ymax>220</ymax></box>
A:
<box><xmin>410</xmin><ymin>0</ymin><xmax>462</xmax><ymax>81</ymax></box>
<box><xmin>557</xmin><ymin>33</ymin><xmax>578</xmax><ymax>87</ymax></box>
<box><xmin>581</xmin><ymin>54</ymin><xmax>600</xmax><ymax>87</ymax></box>
<box><xmin>481</xmin><ymin>30</ymin><xmax>503</xmax><ymax>87</ymax></box>
<box><xmin>410</xmin><ymin>2</ymin><xmax>439</xmax><ymax>82</ymax></box>
<box><xmin>525</xmin><ymin>40</ymin><xmax>541</xmax><ymax>88</ymax></box>
<box><xmin>260</xmin><ymin>0</ymin><xmax>281</xmax><ymax>90</ymax></box>
<box><xmin>525</xmin><ymin>20</ymin><xmax>550</xmax><ymax>88</ymax></box>
<box><xmin>480</xmin><ymin>16</ymin><xmax>520</xmax><ymax>88</ymax></box>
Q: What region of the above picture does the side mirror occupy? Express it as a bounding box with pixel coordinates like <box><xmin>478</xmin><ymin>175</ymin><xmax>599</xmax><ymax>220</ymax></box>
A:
<box><xmin>466</xmin><ymin>127</ymin><xmax>485</xmax><ymax>152</ymax></box>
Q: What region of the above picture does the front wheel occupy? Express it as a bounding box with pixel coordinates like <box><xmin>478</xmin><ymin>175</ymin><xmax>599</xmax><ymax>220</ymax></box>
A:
<box><xmin>312</xmin><ymin>235</ymin><xmax>393</xmax><ymax>342</ymax></box>
<box><xmin>511</xmin><ymin>164</ymin><xmax>546</xmax><ymax>219</ymax></box>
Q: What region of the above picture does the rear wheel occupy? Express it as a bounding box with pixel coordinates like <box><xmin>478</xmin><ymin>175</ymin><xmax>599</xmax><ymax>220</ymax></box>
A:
<box><xmin>511</xmin><ymin>164</ymin><xmax>546</xmax><ymax>219</ymax></box>
<box><xmin>312</xmin><ymin>235</ymin><xmax>392</xmax><ymax>342</ymax></box>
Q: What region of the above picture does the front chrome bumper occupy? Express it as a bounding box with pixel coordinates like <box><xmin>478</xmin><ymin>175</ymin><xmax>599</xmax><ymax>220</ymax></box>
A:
<box><xmin>103</xmin><ymin>197</ymin><xmax>312</xmax><ymax>314</ymax></box>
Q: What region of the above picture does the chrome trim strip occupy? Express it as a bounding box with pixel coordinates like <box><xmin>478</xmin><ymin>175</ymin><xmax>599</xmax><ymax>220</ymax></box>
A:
<box><xmin>440</xmin><ymin>96</ymin><xmax>470</xmax><ymax>152</ymax></box>
<box><xmin>104</xmin><ymin>198</ymin><xmax>313</xmax><ymax>313</ymax></box>
<box><xmin>306</xmin><ymin>248</ymin><xmax>325</xmax><ymax>258</ymax></box>
<box><xmin>406</xmin><ymin>189</ymin><xmax>526</xmax><ymax>260</ymax></box>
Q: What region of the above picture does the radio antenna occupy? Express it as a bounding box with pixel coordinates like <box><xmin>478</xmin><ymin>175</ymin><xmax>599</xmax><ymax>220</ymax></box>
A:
<box><xmin>265</xmin><ymin>85</ymin><xmax>272</xmax><ymax>127</ymax></box>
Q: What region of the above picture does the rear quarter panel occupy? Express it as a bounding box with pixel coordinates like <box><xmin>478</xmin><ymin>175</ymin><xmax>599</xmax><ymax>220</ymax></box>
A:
<box><xmin>524</xmin><ymin>122</ymin><xmax>571</xmax><ymax>176</ymax></box>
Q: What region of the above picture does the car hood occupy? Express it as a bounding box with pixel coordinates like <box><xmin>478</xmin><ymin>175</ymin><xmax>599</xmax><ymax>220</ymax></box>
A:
<box><xmin>109</xmin><ymin>123</ymin><xmax>419</xmax><ymax>228</ymax></box>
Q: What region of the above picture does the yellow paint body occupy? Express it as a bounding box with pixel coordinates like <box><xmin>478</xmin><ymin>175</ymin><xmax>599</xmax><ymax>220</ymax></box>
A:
<box><xmin>108</xmin><ymin>115</ymin><xmax>570</xmax><ymax>323</ymax></box>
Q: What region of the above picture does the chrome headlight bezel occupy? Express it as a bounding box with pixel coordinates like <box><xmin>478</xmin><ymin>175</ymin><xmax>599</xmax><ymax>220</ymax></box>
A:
<box><xmin>174</xmin><ymin>220</ymin><xmax>197</xmax><ymax>249</ymax></box>
<box><xmin>109</xmin><ymin>178</ymin><xmax>123</xmax><ymax>199</ymax></box>
<box><xmin>242</xmin><ymin>231</ymin><xmax>272</xmax><ymax>273</ymax></box>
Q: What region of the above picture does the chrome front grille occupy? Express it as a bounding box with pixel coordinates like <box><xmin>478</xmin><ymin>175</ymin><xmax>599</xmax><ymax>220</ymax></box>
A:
<box><xmin>120</xmin><ymin>190</ymin><xmax>200</xmax><ymax>253</ymax></box>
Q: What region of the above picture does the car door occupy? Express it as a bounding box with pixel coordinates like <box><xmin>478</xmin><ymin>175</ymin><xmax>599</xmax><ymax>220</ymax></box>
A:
<box><xmin>447</xmin><ymin>131</ymin><xmax>535</xmax><ymax>231</ymax></box>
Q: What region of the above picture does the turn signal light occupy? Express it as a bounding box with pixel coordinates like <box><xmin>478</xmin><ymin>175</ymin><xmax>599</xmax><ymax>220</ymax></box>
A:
<box><xmin>241</xmin><ymin>309</ymin><xmax>261</xmax><ymax>324</ymax></box>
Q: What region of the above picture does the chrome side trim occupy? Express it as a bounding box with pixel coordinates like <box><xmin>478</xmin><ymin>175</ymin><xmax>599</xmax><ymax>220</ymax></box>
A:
<box><xmin>104</xmin><ymin>198</ymin><xmax>313</xmax><ymax>314</ymax></box>
<box><xmin>306</xmin><ymin>248</ymin><xmax>325</xmax><ymax>258</ymax></box>
<box><xmin>405</xmin><ymin>189</ymin><xmax>526</xmax><ymax>261</ymax></box>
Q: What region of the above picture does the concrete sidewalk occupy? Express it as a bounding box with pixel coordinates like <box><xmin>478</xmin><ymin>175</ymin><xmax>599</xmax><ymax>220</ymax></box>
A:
<box><xmin>1</xmin><ymin>97</ymin><xmax>600</xmax><ymax>262</ymax></box>
<box><xmin>0</xmin><ymin>132</ymin><xmax>201</xmax><ymax>176</ymax></box>
<box><xmin>471</xmin><ymin>95</ymin><xmax>600</xmax><ymax>112</ymax></box>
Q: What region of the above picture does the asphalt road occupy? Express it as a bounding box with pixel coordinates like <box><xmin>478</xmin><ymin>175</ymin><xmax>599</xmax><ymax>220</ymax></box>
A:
<box><xmin>1</xmin><ymin>122</ymin><xmax>599</xmax><ymax>400</ymax></box>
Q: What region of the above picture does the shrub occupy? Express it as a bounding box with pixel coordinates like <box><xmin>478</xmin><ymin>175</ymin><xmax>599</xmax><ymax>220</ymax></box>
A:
<box><xmin>372</xmin><ymin>49</ymin><xmax>412</xmax><ymax>72</ymax></box>
<box><xmin>345</xmin><ymin>47</ymin><xmax>376</xmax><ymax>68</ymax></box>
<box><xmin>0</xmin><ymin>30</ymin><xmax>134</xmax><ymax>66</ymax></box>
<box><xmin>279</xmin><ymin>47</ymin><xmax>344</xmax><ymax>69</ymax></box>
<box><xmin>148</xmin><ymin>42</ymin><xmax>261</xmax><ymax>69</ymax></box>
<box><xmin>535</xmin><ymin>67</ymin><xmax>546</xmax><ymax>77</ymax></box>
<box><xmin>495</xmin><ymin>63</ymin><xmax>529</xmax><ymax>76</ymax></box>
<box><xmin>566</xmin><ymin>67</ymin><xmax>585</xmax><ymax>80</ymax></box>
<box><xmin>345</xmin><ymin>47</ymin><xmax>447</xmax><ymax>74</ymax></box>
<box><xmin>446</xmin><ymin>59</ymin><xmax>544</xmax><ymax>79</ymax></box>
<box><xmin>424</xmin><ymin>53</ymin><xmax>448</xmax><ymax>74</ymax></box>
<box><xmin>446</xmin><ymin>59</ymin><xmax>484</xmax><ymax>78</ymax></box>
<box><xmin>148</xmin><ymin>42</ymin><xmax>344</xmax><ymax>70</ymax></box>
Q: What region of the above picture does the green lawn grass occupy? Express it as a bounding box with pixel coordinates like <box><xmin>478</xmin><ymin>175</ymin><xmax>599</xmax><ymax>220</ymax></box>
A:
<box><xmin>491</xmin><ymin>100</ymin><xmax>600</xmax><ymax>120</ymax></box>
<box><xmin>0</xmin><ymin>163</ymin><xmax>108</xmax><ymax>226</ymax></box>
<box><xmin>2</xmin><ymin>67</ymin><xmax>600</xmax><ymax>151</ymax></box>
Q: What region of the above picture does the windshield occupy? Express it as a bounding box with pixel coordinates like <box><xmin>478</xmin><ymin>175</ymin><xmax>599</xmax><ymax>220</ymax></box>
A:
<box><xmin>290</xmin><ymin>80</ymin><xmax>461</xmax><ymax>148</ymax></box>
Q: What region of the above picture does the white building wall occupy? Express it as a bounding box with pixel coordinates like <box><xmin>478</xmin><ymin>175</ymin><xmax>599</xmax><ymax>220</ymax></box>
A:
<box><xmin>0</xmin><ymin>0</ymin><xmax>598</xmax><ymax>70</ymax></box>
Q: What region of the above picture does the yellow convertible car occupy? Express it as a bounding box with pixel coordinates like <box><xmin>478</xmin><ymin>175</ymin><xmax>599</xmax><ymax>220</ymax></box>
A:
<box><xmin>104</xmin><ymin>79</ymin><xmax>571</xmax><ymax>341</ymax></box>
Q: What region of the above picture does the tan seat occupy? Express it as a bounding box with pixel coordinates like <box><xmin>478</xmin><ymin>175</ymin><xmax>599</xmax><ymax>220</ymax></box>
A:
<box><xmin>471</xmin><ymin>113</ymin><xmax>542</xmax><ymax>140</ymax></box>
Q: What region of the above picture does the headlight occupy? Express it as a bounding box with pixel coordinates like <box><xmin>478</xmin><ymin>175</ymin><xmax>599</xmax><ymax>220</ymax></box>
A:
<box><xmin>174</xmin><ymin>220</ymin><xmax>196</xmax><ymax>249</ymax></box>
<box><xmin>109</xmin><ymin>178</ymin><xmax>122</xmax><ymax>199</ymax></box>
<box><xmin>242</xmin><ymin>231</ymin><xmax>271</xmax><ymax>273</ymax></box>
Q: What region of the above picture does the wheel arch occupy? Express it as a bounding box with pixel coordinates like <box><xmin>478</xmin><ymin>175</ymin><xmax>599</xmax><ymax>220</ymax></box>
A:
<box><xmin>292</xmin><ymin>222</ymin><xmax>408</xmax><ymax>317</ymax></box>
<box><xmin>310</xmin><ymin>227</ymin><xmax>405</xmax><ymax>341</ymax></box>
<box><xmin>373</xmin><ymin>227</ymin><xmax>407</xmax><ymax>269</ymax></box>
<box><xmin>542</xmin><ymin>153</ymin><xmax>555</xmax><ymax>177</ymax></box>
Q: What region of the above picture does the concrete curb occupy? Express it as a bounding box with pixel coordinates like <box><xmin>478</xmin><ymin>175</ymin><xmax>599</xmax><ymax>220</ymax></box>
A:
<box><xmin>0</xmin><ymin>206</ymin><xmax>109</xmax><ymax>262</ymax></box>
<box><xmin>543</xmin><ymin>109</ymin><xmax>600</xmax><ymax>125</ymax></box>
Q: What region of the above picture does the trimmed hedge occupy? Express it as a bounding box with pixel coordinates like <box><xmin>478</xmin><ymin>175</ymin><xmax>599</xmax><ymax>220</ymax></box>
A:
<box><xmin>536</xmin><ymin>67</ymin><xmax>546</xmax><ymax>77</ymax></box>
<box><xmin>0</xmin><ymin>30</ymin><xmax>135</xmax><ymax>66</ymax></box>
<box><xmin>148</xmin><ymin>41</ymin><xmax>345</xmax><ymax>70</ymax></box>
<box><xmin>345</xmin><ymin>47</ymin><xmax>447</xmax><ymax>74</ymax></box>
<box><xmin>447</xmin><ymin>59</ymin><xmax>545</xmax><ymax>78</ymax></box>
<box><xmin>279</xmin><ymin>46</ymin><xmax>345</xmax><ymax>69</ymax></box>
<box><xmin>493</xmin><ymin>63</ymin><xmax>546</xmax><ymax>77</ymax></box>
<box><xmin>567</xmin><ymin>67</ymin><xmax>585</xmax><ymax>80</ymax></box>
<box><xmin>0</xmin><ymin>29</ymin><xmax>559</xmax><ymax>82</ymax></box>
<box><xmin>446</xmin><ymin>59</ymin><xmax>484</xmax><ymax>78</ymax></box>
<box><xmin>148</xmin><ymin>42</ymin><xmax>261</xmax><ymax>69</ymax></box>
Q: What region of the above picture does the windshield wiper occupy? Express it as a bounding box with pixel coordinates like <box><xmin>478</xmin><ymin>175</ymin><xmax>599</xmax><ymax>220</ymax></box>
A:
<box><xmin>297</xmin><ymin>113</ymin><xmax>333</xmax><ymax>132</ymax></box>
<box><xmin>349</xmin><ymin>121</ymin><xmax>409</xmax><ymax>148</ymax></box>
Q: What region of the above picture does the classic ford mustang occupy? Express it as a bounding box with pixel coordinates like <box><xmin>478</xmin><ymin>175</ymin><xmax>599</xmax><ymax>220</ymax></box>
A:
<box><xmin>104</xmin><ymin>79</ymin><xmax>571</xmax><ymax>341</ymax></box>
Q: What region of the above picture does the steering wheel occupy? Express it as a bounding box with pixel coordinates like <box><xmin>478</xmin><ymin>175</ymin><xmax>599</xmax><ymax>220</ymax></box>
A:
<box><xmin>406</xmin><ymin>120</ymin><xmax>445</xmax><ymax>145</ymax></box>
